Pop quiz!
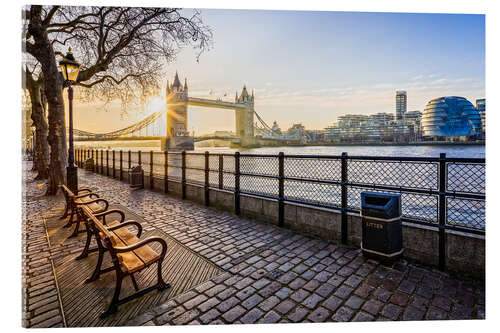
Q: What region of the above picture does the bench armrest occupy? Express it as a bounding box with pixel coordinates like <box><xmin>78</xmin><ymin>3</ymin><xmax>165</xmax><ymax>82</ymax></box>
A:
<box><xmin>114</xmin><ymin>237</ymin><xmax>167</xmax><ymax>258</ymax></box>
<box><xmin>93</xmin><ymin>209</ymin><xmax>125</xmax><ymax>223</ymax></box>
<box><xmin>107</xmin><ymin>220</ymin><xmax>143</xmax><ymax>238</ymax></box>
<box><xmin>77</xmin><ymin>188</ymin><xmax>93</xmax><ymax>194</ymax></box>
<box><xmin>75</xmin><ymin>192</ymin><xmax>99</xmax><ymax>199</ymax></box>
<box><xmin>76</xmin><ymin>198</ymin><xmax>109</xmax><ymax>211</ymax></box>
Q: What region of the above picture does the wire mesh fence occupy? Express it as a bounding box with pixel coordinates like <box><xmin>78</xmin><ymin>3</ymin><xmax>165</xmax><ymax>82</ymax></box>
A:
<box><xmin>75</xmin><ymin>149</ymin><xmax>485</xmax><ymax>234</ymax></box>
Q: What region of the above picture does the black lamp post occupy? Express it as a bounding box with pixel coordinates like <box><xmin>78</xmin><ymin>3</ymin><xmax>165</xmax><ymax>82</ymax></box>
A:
<box><xmin>59</xmin><ymin>48</ymin><xmax>81</xmax><ymax>193</ymax></box>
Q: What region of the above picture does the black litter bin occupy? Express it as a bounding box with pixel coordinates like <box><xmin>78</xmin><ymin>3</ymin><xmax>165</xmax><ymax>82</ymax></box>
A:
<box><xmin>360</xmin><ymin>191</ymin><xmax>403</xmax><ymax>261</ymax></box>
<box><xmin>129</xmin><ymin>165</ymin><xmax>144</xmax><ymax>189</ymax></box>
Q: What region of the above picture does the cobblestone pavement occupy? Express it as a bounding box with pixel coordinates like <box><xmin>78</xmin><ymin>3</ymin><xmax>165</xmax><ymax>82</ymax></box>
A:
<box><xmin>22</xmin><ymin>162</ymin><xmax>485</xmax><ymax>327</ymax></box>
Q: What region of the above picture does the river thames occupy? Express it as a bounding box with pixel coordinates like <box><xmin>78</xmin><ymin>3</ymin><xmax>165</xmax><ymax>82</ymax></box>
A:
<box><xmin>75</xmin><ymin>140</ymin><xmax>485</xmax><ymax>158</ymax></box>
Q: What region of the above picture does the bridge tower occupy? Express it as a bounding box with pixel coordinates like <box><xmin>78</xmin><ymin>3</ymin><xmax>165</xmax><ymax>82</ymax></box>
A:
<box><xmin>235</xmin><ymin>86</ymin><xmax>256</xmax><ymax>146</ymax></box>
<box><xmin>163</xmin><ymin>72</ymin><xmax>194</xmax><ymax>150</ymax></box>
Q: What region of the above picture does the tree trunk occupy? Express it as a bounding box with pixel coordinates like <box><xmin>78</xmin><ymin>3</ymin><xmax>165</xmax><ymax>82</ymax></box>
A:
<box><xmin>26</xmin><ymin>74</ymin><xmax>50</xmax><ymax>179</ymax></box>
<box><xmin>28</xmin><ymin>5</ymin><xmax>67</xmax><ymax>195</ymax></box>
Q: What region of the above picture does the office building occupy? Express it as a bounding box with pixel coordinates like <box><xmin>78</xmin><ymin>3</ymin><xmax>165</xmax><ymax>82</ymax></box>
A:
<box><xmin>396</xmin><ymin>90</ymin><xmax>407</xmax><ymax>120</ymax></box>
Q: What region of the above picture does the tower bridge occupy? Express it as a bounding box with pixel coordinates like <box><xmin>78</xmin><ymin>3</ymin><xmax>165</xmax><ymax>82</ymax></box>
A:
<box><xmin>74</xmin><ymin>71</ymin><xmax>309</xmax><ymax>148</ymax></box>
<box><xmin>165</xmin><ymin>72</ymin><xmax>255</xmax><ymax>150</ymax></box>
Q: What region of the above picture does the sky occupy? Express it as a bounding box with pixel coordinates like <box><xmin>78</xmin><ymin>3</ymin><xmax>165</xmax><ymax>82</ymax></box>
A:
<box><xmin>72</xmin><ymin>9</ymin><xmax>485</xmax><ymax>135</ymax></box>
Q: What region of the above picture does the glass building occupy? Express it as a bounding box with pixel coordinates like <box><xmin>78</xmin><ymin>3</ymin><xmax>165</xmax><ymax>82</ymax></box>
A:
<box><xmin>421</xmin><ymin>96</ymin><xmax>483</xmax><ymax>137</ymax></box>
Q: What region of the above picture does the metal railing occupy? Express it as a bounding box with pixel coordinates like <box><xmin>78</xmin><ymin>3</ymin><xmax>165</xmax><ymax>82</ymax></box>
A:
<box><xmin>75</xmin><ymin>149</ymin><xmax>485</xmax><ymax>269</ymax></box>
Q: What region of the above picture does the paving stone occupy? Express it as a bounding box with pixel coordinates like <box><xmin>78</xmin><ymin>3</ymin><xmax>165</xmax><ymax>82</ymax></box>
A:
<box><xmin>352</xmin><ymin>311</ymin><xmax>375</xmax><ymax>322</ymax></box>
<box><xmin>275</xmin><ymin>287</ymin><xmax>294</xmax><ymax>299</ymax></box>
<box><xmin>236</xmin><ymin>286</ymin><xmax>257</xmax><ymax>300</ymax></box>
<box><xmin>222</xmin><ymin>305</ymin><xmax>246</xmax><ymax>323</ymax></box>
<box><xmin>199</xmin><ymin>309</ymin><xmax>221</xmax><ymax>324</ymax></box>
<box><xmin>258</xmin><ymin>310</ymin><xmax>281</xmax><ymax>324</ymax></box>
<box><xmin>303</xmin><ymin>279</ymin><xmax>320</xmax><ymax>292</ymax></box>
<box><xmin>184</xmin><ymin>294</ymin><xmax>208</xmax><ymax>310</ymax></box>
<box><xmin>389</xmin><ymin>291</ymin><xmax>410</xmax><ymax>307</ymax></box>
<box><xmin>241</xmin><ymin>294</ymin><xmax>264</xmax><ymax>310</ymax></box>
<box><xmin>345</xmin><ymin>295</ymin><xmax>364</xmax><ymax>310</ymax></box>
<box><xmin>332</xmin><ymin>306</ymin><xmax>354</xmax><ymax>322</ymax></box>
<box><xmin>334</xmin><ymin>285</ymin><xmax>353</xmax><ymax>299</ymax></box>
<box><xmin>431</xmin><ymin>295</ymin><xmax>452</xmax><ymax>311</ymax></box>
<box><xmin>323</xmin><ymin>295</ymin><xmax>343</xmax><ymax>312</ymax></box>
<box><xmin>425</xmin><ymin>306</ymin><xmax>448</xmax><ymax>320</ymax></box>
<box><xmin>315</xmin><ymin>282</ymin><xmax>336</xmax><ymax>298</ymax></box>
<box><xmin>381</xmin><ymin>303</ymin><xmax>403</xmax><ymax>320</ymax></box>
<box><xmin>290</xmin><ymin>289</ymin><xmax>310</xmax><ymax>303</ymax></box>
<box><xmin>398</xmin><ymin>279</ymin><xmax>416</xmax><ymax>294</ymax></box>
<box><xmin>354</xmin><ymin>283</ymin><xmax>374</xmax><ymax>298</ymax></box>
<box><xmin>302</xmin><ymin>293</ymin><xmax>324</xmax><ymax>309</ymax></box>
<box><xmin>217</xmin><ymin>297</ymin><xmax>240</xmax><ymax>313</ymax></box>
<box><xmin>287</xmin><ymin>306</ymin><xmax>309</xmax><ymax>322</ymax></box>
<box><xmin>252</xmin><ymin>278</ymin><xmax>271</xmax><ymax>290</ymax></box>
<box><xmin>275</xmin><ymin>299</ymin><xmax>296</xmax><ymax>314</ymax></box>
<box><xmin>234</xmin><ymin>277</ymin><xmax>255</xmax><ymax>290</ymax></box>
<box><xmin>156</xmin><ymin>306</ymin><xmax>186</xmax><ymax>325</ymax></box>
<box><xmin>362</xmin><ymin>299</ymin><xmax>383</xmax><ymax>316</ymax></box>
<box><xmin>373</xmin><ymin>287</ymin><xmax>392</xmax><ymax>302</ymax></box>
<box><xmin>307</xmin><ymin>307</ymin><xmax>331</xmax><ymax>322</ymax></box>
<box><xmin>402</xmin><ymin>307</ymin><xmax>425</xmax><ymax>321</ymax></box>
<box><xmin>217</xmin><ymin>287</ymin><xmax>236</xmax><ymax>301</ymax></box>
<box><xmin>258</xmin><ymin>295</ymin><xmax>280</xmax><ymax>312</ymax></box>
<box><xmin>240</xmin><ymin>308</ymin><xmax>264</xmax><ymax>324</ymax></box>
<box><xmin>258</xmin><ymin>282</ymin><xmax>282</xmax><ymax>298</ymax></box>
<box><xmin>198</xmin><ymin>297</ymin><xmax>220</xmax><ymax>313</ymax></box>
<box><xmin>410</xmin><ymin>295</ymin><xmax>430</xmax><ymax>311</ymax></box>
<box><xmin>172</xmin><ymin>309</ymin><xmax>200</xmax><ymax>325</ymax></box>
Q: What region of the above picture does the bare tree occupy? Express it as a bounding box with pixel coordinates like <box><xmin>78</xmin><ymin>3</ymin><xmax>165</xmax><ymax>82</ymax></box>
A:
<box><xmin>24</xmin><ymin>5</ymin><xmax>212</xmax><ymax>194</ymax></box>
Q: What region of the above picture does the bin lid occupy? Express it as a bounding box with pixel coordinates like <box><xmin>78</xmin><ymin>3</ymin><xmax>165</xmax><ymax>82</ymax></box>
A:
<box><xmin>361</xmin><ymin>191</ymin><xmax>401</xmax><ymax>218</ymax></box>
<box><xmin>130</xmin><ymin>165</ymin><xmax>143</xmax><ymax>172</ymax></box>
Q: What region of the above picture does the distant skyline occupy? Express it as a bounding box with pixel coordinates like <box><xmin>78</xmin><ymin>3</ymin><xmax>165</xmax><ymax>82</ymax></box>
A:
<box><xmin>72</xmin><ymin>9</ymin><xmax>485</xmax><ymax>135</ymax></box>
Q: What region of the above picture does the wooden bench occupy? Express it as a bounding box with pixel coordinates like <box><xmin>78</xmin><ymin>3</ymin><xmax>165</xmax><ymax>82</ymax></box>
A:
<box><xmin>60</xmin><ymin>184</ymin><xmax>109</xmax><ymax>237</ymax></box>
<box><xmin>79</xmin><ymin>205</ymin><xmax>170</xmax><ymax>318</ymax></box>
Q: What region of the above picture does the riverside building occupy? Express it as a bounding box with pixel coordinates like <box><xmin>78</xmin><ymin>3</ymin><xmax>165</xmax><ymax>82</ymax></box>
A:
<box><xmin>396</xmin><ymin>90</ymin><xmax>407</xmax><ymax>120</ymax></box>
<box><xmin>421</xmin><ymin>96</ymin><xmax>483</xmax><ymax>140</ymax></box>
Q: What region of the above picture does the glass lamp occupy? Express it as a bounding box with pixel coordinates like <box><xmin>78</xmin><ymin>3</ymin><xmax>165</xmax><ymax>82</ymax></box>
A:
<box><xmin>58</xmin><ymin>48</ymin><xmax>81</xmax><ymax>82</ymax></box>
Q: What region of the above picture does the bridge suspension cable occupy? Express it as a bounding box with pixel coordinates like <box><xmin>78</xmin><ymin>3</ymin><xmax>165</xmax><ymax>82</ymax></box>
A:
<box><xmin>73</xmin><ymin>111</ymin><xmax>163</xmax><ymax>140</ymax></box>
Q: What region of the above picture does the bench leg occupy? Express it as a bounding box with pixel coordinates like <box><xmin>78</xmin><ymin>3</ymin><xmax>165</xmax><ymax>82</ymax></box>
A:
<box><xmin>130</xmin><ymin>274</ymin><xmax>139</xmax><ymax>291</ymax></box>
<box><xmin>156</xmin><ymin>259</ymin><xmax>168</xmax><ymax>290</ymax></box>
<box><xmin>68</xmin><ymin>212</ymin><xmax>82</xmax><ymax>238</ymax></box>
<box><xmin>60</xmin><ymin>200</ymin><xmax>70</xmax><ymax>219</ymax></box>
<box><xmin>100</xmin><ymin>274</ymin><xmax>123</xmax><ymax>318</ymax></box>
<box><xmin>64</xmin><ymin>208</ymin><xmax>75</xmax><ymax>228</ymax></box>
<box><xmin>85</xmin><ymin>239</ymin><xmax>106</xmax><ymax>283</ymax></box>
<box><xmin>75</xmin><ymin>225</ymin><xmax>93</xmax><ymax>260</ymax></box>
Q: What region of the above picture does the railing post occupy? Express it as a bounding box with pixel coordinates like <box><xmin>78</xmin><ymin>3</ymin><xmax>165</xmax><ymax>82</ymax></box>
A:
<box><xmin>219</xmin><ymin>154</ymin><xmax>224</xmax><ymax>189</ymax></box>
<box><xmin>119</xmin><ymin>150</ymin><xmax>123</xmax><ymax>180</ymax></box>
<box><xmin>204</xmin><ymin>151</ymin><xmax>210</xmax><ymax>206</ymax></box>
<box><xmin>106</xmin><ymin>150</ymin><xmax>109</xmax><ymax>176</ymax></box>
<box><xmin>112</xmin><ymin>150</ymin><xmax>116</xmax><ymax>178</ymax></box>
<box><xmin>234</xmin><ymin>152</ymin><xmax>240</xmax><ymax>216</ymax></box>
<box><xmin>164</xmin><ymin>151</ymin><xmax>168</xmax><ymax>193</ymax></box>
<box><xmin>100</xmin><ymin>149</ymin><xmax>103</xmax><ymax>174</ymax></box>
<box><xmin>181</xmin><ymin>151</ymin><xmax>186</xmax><ymax>199</ymax></box>
<box><xmin>278</xmin><ymin>152</ymin><xmax>285</xmax><ymax>227</ymax></box>
<box><xmin>128</xmin><ymin>150</ymin><xmax>131</xmax><ymax>171</ymax></box>
<box><xmin>150</xmin><ymin>150</ymin><xmax>154</xmax><ymax>189</ymax></box>
<box><xmin>138</xmin><ymin>150</ymin><xmax>143</xmax><ymax>185</ymax></box>
<box><xmin>341</xmin><ymin>152</ymin><xmax>348</xmax><ymax>244</ymax></box>
<box><xmin>438</xmin><ymin>153</ymin><xmax>447</xmax><ymax>270</ymax></box>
